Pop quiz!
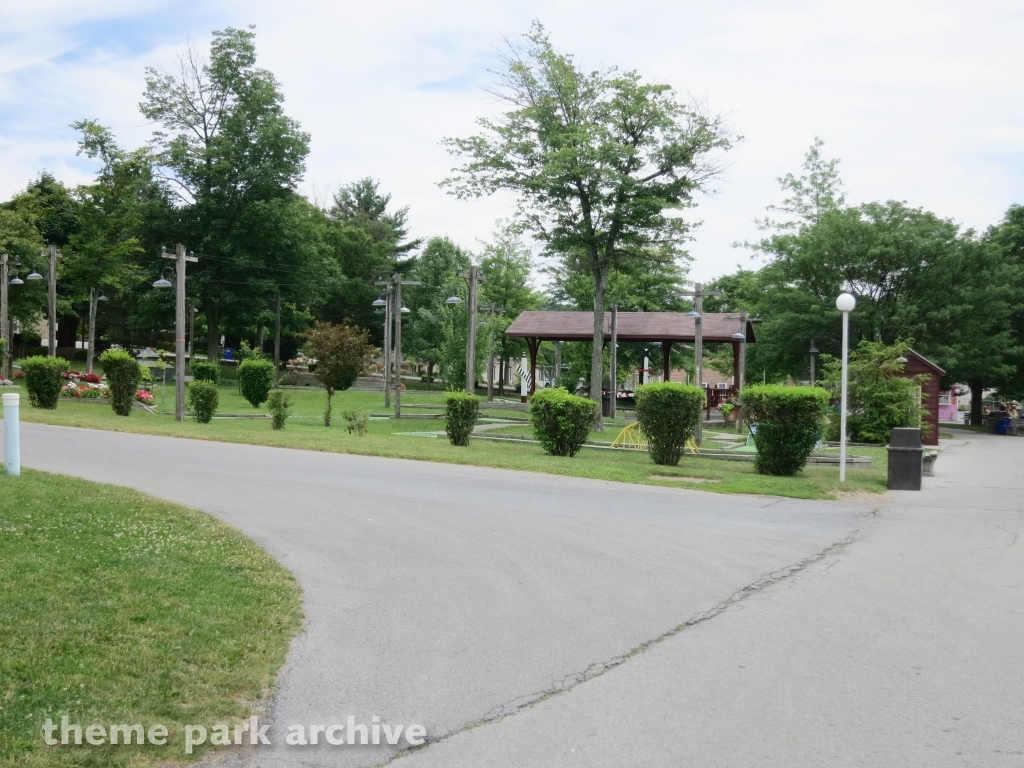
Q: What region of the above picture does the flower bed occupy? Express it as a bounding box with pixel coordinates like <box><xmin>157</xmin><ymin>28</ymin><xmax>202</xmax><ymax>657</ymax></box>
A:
<box><xmin>60</xmin><ymin>382</ymin><xmax>111</xmax><ymax>399</ymax></box>
<box><xmin>135</xmin><ymin>389</ymin><xmax>154</xmax><ymax>405</ymax></box>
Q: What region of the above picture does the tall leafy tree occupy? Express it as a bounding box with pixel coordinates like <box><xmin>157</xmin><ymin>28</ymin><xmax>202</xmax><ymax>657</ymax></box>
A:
<box><xmin>442</xmin><ymin>22</ymin><xmax>733</xmax><ymax>425</ymax></box>
<box><xmin>140</xmin><ymin>27</ymin><xmax>327</xmax><ymax>359</ymax></box>
<box><xmin>479</xmin><ymin>224</ymin><xmax>541</xmax><ymax>393</ymax></box>
<box><xmin>320</xmin><ymin>178</ymin><xmax>421</xmax><ymax>339</ymax></box>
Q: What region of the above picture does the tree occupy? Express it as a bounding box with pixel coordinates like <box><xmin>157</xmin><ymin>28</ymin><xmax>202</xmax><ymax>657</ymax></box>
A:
<box><xmin>140</xmin><ymin>27</ymin><xmax>329</xmax><ymax>359</ymax></box>
<box><xmin>302</xmin><ymin>321</ymin><xmax>376</xmax><ymax>426</ymax></box>
<box><xmin>443</xmin><ymin>22</ymin><xmax>733</xmax><ymax>426</ymax></box>
<box><xmin>405</xmin><ymin>236</ymin><xmax>471</xmax><ymax>387</ymax></box>
<box><xmin>479</xmin><ymin>224</ymin><xmax>541</xmax><ymax>393</ymax></box>
<box><xmin>320</xmin><ymin>178</ymin><xmax>422</xmax><ymax>340</ymax></box>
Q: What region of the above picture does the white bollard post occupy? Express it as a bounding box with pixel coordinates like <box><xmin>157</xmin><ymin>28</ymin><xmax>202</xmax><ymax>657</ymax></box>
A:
<box><xmin>520</xmin><ymin>355</ymin><xmax>529</xmax><ymax>403</ymax></box>
<box><xmin>3</xmin><ymin>392</ymin><xmax>20</xmax><ymax>476</ymax></box>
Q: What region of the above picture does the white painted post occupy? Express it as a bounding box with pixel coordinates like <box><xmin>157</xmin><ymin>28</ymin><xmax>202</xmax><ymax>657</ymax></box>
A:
<box><xmin>4</xmin><ymin>392</ymin><xmax>20</xmax><ymax>475</ymax></box>
<box><xmin>836</xmin><ymin>293</ymin><xmax>857</xmax><ymax>482</ymax></box>
<box><xmin>520</xmin><ymin>355</ymin><xmax>529</xmax><ymax>402</ymax></box>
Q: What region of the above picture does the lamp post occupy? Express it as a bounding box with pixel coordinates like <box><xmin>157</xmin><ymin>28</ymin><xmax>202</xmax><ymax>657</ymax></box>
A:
<box><xmin>373</xmin><ymin>290</ymin><xmax>391</xmax><ymax>406</ymax></box>
<box><xmin>809</xmin><ymin>339</ymin><xmax>819</xmax><ymax>384</ymax></box>
<box><xmin>732</xmin><ymin>312</ymin><xmax>748</xmax><ymax>435</ymax></box>
<box><xmin>86</xmin><ymin>288</ymin><xmax>108</xmax><ymax>374</ymax></box>
<box><xmin>375</xmin><ymin>274</ymin><xmax>420</xmax><ymax>417</ymax></box>
<box><xmin>836</xmin><ymin>293</ymin><xmax>856</xmax><ymax>482</ymax></box>
<box><xmin>1</xmin><ymin>254</ymin><xmax>22</xmax><ymax>379</ymax></box>
<box><xmin>154</xmin><ymin>245</ymin><xmax>198</xmax><ymax>421</ymax></box>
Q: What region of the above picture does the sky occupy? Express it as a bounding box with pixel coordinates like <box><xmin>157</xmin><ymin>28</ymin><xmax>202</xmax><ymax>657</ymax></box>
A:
<box><xmin>1</xmin><ymin>0</ymin><xmax>1022</xmax><ymax>285</ymax></box>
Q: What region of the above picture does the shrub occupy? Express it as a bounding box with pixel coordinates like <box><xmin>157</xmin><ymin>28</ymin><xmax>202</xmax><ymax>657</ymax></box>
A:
<box><xmin>99</xmin><ymin>349</ymin><xmax>140</xmax><ymax>416</ymax></box>
<box><xmin>341</xmin><ymin>408</ymin><xmax>370</xmax><ymax>436</ymax></box>
<box><xmin>444</xmin><ymin>392</ymin><xmax>480</xmax><ymax>446</ymax></box>
<box><xmin>190</xmin><ymin>361</ymin><xmax>221</xmax><ymax>384</ymax></box>
<box><xmin>301</xmin><ymin>321</ymin><xmax>375</xmax><ymax>428</ymax></box>
<box><xmin>634</xmin><ymin>382</ymin><xmax>705</xmax><ymax>466</ymax></box>
<box><xmin>820</xmin><ymin>339</ymin><xmax>927</xmax><ymax>444</ymax></box>
<box><xmin>20</xmin><ymin>357</ymin><xmax>69</xmax><ymax>409</ymax></box>
<box><xmin>743</xmin><ymin>385</ymin><xmax>829</xmax><ymax>476</ymax></box>
<box><xmin>267</xmin><ymin>390</ymin><xmax>290</xmax><ymax>430</ymax></box>
<box><xmin>529</xmin><ymin>387</ymin><xmax>598</xmax><ymax>457</ymax></box>
<box><xmin>238</xmin><ymin>359</ymin><xmax>275</xmax><ymax>408</ymax></box>
<box><xmin>187</xmin><ymin>380</ymin><xmax>219</xmax><ymax>424</ymax></box>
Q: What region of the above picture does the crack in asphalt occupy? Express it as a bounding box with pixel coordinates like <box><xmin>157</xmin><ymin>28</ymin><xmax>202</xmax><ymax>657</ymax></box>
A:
<box><xmin>378</xmin><ymin>512</ymin><xmax>876</xmax><ymax>766</ymax></box>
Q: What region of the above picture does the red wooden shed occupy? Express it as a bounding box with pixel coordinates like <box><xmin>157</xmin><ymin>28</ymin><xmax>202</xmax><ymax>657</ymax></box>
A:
<box><xmin>895</xmin><ymin>349</ymin><xmax>945</xmax><ymax>446</ymax></box>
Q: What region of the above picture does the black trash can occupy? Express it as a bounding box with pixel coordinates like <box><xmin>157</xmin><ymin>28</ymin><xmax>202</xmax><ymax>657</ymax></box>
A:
<box><xmin>989</xmin><ymin>410</ymin><xmax>1008</xmax><ymax>434</ymax></box>
<box><xmin>887</xmin><ymin>427</ymin><xmax>923</xmax><ymax>491</ymax></box>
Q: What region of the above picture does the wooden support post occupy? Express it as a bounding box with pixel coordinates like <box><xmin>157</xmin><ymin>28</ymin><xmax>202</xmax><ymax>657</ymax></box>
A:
<box><xmin>662</xmin><ymin>341</ymin><xmax>672</xmax><ymax>383</ymax></box>
<box><xmin>527</xmin><ymin>338</ymin><xmax>539</xmax><ymax>396</ymax></box>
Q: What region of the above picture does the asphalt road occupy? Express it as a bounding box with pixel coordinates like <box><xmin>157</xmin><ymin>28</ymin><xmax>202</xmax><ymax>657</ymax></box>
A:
<box><xmin>7</xmin><ymin>423</ymin><xmax>1020</xmax><ymax>767</ymax></box>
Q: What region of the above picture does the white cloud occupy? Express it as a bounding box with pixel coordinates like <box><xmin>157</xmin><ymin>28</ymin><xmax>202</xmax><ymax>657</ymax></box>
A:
<box><xmin>1</xmin><ymin>0</ymin><xmax>1022</xmax><ymax>283</ymax></box>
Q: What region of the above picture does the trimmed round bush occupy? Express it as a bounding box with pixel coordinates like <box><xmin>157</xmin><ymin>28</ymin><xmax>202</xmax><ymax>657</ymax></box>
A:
<box><xmin>743</xmin><ymin>385</ymin><xmax>829</xmax><ymax>476</ymax></box>
<box><xmin>190</xmin><ymin>360</ymin><xmax>221</xmax><ymax>384</ymax></box>
<box><xmin>187</xmin><ymin>380</ymin><xmax>219</xmax><ymax>424</ymax></box>
<box><xmin>267</xmin><ymin>390</ymin><xmax>290</xmax><ymax>430</ymax></box>
<box><xmin>634</xmin><ymin>382</ymin><xmax>705</xmax><ymax>466</ymax></box>
<box><xmin>99</xmin><ymin>349</ymin><xmax>140</xmax><ymax>416</ymax></box>
<box><xmin>20</xmin><ymin>357</ymin><xmax>69</xmax><ymax>409</ymax></box>
<box><xmin>444</xmin><ymin>392</ymin><xmax>480</xmax><ymax>446</ymax></box>
<box><xmin>238</xmin><ymin>359</ymin><xmax>275</xmax><ymax>408</ymax></box>
<box><xmin>529</xmin><ymin>387</ymin><xmax>598</xmax><ymax>457</ymax></box>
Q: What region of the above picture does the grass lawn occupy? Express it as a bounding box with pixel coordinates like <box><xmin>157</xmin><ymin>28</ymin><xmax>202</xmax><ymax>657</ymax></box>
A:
<box><xmin>10</xmin><ymin>383</ymin><xmax>886</xmax><ymax>500</ymax></box>
<box><xmin>0</xmin><ymin>470</ymin><xmax>303</xmax><ymax>768</ymax></box>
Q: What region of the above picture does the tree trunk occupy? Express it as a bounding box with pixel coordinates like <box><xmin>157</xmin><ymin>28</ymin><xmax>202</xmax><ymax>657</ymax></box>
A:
<box><xmin>590</xmin><ymin>265</ymin><xmax>610</xmax><ymax>431</ymax></box>
<box><xmin>204</xmin><ymin>300</ymin><xmax>219</xmax><ymax>361</ymax></box>
<box><xmin>970</xmin><ymin>379</ymin><xmax>984</xmax><ymax>426</ymax></box>
<box><xmin>499</xmin><ymin>356</ymin><xmax>506</xmax><ymax>395</ymax></box>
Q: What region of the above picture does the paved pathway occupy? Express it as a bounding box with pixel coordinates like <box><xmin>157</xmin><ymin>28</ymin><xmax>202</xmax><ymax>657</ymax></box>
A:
<box><xmin>7</xmin><ymin>424</ymin><xmax>1020</xmax><ymax>766</ymax></box>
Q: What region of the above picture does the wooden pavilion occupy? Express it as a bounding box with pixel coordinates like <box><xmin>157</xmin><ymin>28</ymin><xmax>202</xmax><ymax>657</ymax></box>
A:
<box><xmin>504</xmin><ymin>311</ymin><xmax>756</xmax><ymax>396</ymax></box>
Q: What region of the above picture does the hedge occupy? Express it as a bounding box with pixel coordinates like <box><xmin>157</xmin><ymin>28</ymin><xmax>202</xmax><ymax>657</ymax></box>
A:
<box><xmin>634</xmin><ymin>382</ymin><xmax>705</xmax><ymax>466</ymax></box>
<box><xmin>444</xmin><ymin>392</ymin><xmax>480</xmax><ymax>446</ymax></box>
<box><xmin>742</xmin><ymin>385</ymin><xmax>829</xmax><ymax>476</ymax></box>
<box><xmin>187</xmin><ymin>380</ymin><xmax>219</xmax><ymax>424</ymax></box>
<box><xmin>99</xmin><ymin>349</ymin><xmax>140</xmax><ymax>416</ymax></box>
<box><xmin>20</xmin><ymin>357</ymin><xmax>68</xmax><ymax>409</ymax></box>
<box><xmin>529</xmin><ymin>387</ymin><xmax>598</xmax><ymax>457</ymax></box>
<box><xmin>190</xmin><ymin>361</ymin><xmax>221</xmax><ymax>384</ymax></box>
<box><xmin>238</xmin><ymin>359</ymin><xmax>275</xmax><ymax>408</ymax></box>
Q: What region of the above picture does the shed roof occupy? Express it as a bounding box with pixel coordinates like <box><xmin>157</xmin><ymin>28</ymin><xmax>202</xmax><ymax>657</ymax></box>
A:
<box><xmin>504</xmin><ymin>311</ymin><xmax>755</xmax><ymax>343</ymax></box>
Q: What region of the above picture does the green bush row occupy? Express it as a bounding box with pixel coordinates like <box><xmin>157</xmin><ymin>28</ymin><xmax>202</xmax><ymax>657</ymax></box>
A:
<box><xmin>99</xmin><ymin>349</ymin><xmax>139</xmax><ymax>416</ymax></box>
<box><xmin>238</xmin><ymin>359</ymin><xmax>275</xmax><ymax>408</ymax></box>
<box><xmin>20</xmin><ymin>357</ymin><xmax>68</xmax><ymax>409</ymax></box>
<box><xmin>743</xmin><ymin>385</ymin><xmax>829</xmax><ymax>476</ymax></box>
<box><xmin>444</xmin><ymin>392</ymin><xmax>479</xmax><ymax>446</ymax></box>
<box><xmin>530</xmin><ymin>387</ymin><xmax>597</xmax><ymax>457</ymax></box>
<box><xmin>635</xmin><ymin>382</ymin><xmax>705</xmax><ymax>466</ymax></box>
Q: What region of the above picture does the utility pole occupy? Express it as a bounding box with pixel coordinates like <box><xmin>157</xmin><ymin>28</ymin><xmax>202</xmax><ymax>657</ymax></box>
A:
<box><xmin>86</xmin><ymin>287</ymin><xmax>99</xmax><ymax>374</ymax></box>
<box><xmin>46</xmin><ymin>244</ymin><xmax>59</xmax><ymax>357</ymax></box>
<box><xmin>274</xmin><ymin>291</ymin><xmax>281</xmax><ymax>386</ymax></box>
<box><xmin>554</xmin><ymin>341</ymin><xmax>561</xmax><ymax>388</ymax></box>
<box><xmin>680</xmin><ymin>282</ymin><xmax>723</xmax><ymax>447</ymax></box>
<box><xmin>609</xmin><ymin>305</ymin><xmax>618</xmax><ymax>420</ymax></box>
<box><xmin>375</xmin><ymin>274</ymin><xmax>420</xmax><ymax>417</ymax></box>
<box><xmin>0</xmin><ymin>254</ymin><xmax>13</xmax><ymax>379</ymax></box>
<box><xmin>482</xmin><ymin>302</ymin><xmax>504</xmax><ymax>402</ymax></box>
<box><xmin>382</xmin><ymin>283</ymin><xmax>393</xmax><ymax>408</ymax></box>
<box><xmin>736</xmin><ymin>312</ymin><xmax>748</xmax><ymax>435</ymax></box>
<box><xmin>162</xmin><ymin>244</ymin><xmax>197</xmax><ymax>421</ymax></box>
<box><xmin>459</xmin><ymin>266</ymin><xmax>484</xmax><ymax>395</ymax></box>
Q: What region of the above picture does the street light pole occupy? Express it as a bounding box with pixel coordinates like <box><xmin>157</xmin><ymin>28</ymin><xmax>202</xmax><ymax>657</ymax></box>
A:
<box><xmin>680</xmin><ymin>282</ymin><xmax>723</xmax><ymax>448</ymax></box>
<box><xmin>87</xmin><ymin>287</ymin><xmax>98</xmax><ymax>374</ymax></box>
<box><xmin>836</xmin><ymin>293</ymin><xmax>856</xmax><ymax>482</ymax></box>
<box><xmin>375</xmin><ymin>274</ymin><xmax>420</xmax><ymax>418</ymax></box>
<box><xmin>46</xmin><ymin>244</ymin><xmax>59</xmax><ymax>357</ymax></box>
<box><xmin>809</xmin><ymin>339</ymin><xmax>819</xmax><ymax>384</ymax></box>
<box><xmin>162</xmin><ymin>244</ymin><xmax>198</xmax><ymax>421</ymax></box>
<box><xmin>609</xmin><ymin>304</ymin><xmax>618</xmax><ymax>420</ymax></box>
<box><xmin>732</xmin><ymin>312</ymin><xmax>748</xmax><ymax>435</ymax></box>
<box><xmin>1</xmin><ymin>255</ymin><xmax>9</xmax><ymax>378</ymax></box>
<box><xmin>274</xmin><ymin>291</ymin><xmax>281</xmax><ymax>386</ymax></box>
<box><xmin>382</xmin><ymin>284</ymin><xmax>393</xmax><ymax>408</ymax></box>
<box><xmin>482</xmin><ymin>302</ymin><xmax>503</xmax><ymax>402</ymax></box>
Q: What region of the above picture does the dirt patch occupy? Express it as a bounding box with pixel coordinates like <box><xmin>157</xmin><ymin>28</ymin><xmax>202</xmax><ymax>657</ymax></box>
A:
<box><xmin>649</xmin><ymin>475</ymin><xmax>722</xmax><ymax>484</ymax></box>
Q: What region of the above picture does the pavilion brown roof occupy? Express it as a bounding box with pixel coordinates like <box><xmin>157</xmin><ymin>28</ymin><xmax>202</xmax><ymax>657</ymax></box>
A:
<box><xmin>504</xmin><ymin>311</ymin><xmax>756</xmax><ymax>343</ymax></box>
